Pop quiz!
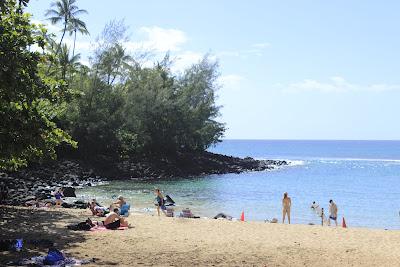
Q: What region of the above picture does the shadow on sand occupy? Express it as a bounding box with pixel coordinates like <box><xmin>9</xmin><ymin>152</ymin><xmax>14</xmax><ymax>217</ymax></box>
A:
<box><xmin>0</xmin><ymin>206</ymin><xmax>117</xmax><ymax>266</ymax></box>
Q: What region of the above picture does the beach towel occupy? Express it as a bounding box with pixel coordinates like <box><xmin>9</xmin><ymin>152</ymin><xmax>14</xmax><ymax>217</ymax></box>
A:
<box><xmin>89</xmin><ymin>225</ymin><xmax>128</xmax><ymax>231</ymax></box>
<box><xmin>18</xmin><ymin>255</ymin><xmax>92</xmax><ymax>266</ymax></box>
<box><xmin>17</xmin><ymin>248</ymin><xmax>93</xmax><ymax>266</ymax></box>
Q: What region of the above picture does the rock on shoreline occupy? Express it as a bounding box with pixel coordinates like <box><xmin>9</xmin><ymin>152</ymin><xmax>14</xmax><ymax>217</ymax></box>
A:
<box><xmin>0</xmin><ymin>152</ymin><xmax>287</xmax><ymax>206</ymax></box>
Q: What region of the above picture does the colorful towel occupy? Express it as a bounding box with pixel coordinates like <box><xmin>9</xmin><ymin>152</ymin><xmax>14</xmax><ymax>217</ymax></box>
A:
<box><xmin>89</xmin><ymin>225</ymin><xmax>128</xmax><ymax>231</ymax></box>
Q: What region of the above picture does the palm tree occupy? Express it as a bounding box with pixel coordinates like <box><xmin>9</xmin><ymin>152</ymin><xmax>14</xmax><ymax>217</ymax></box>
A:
<box><xmin>100</xmin><ymin>44</ymin><xmax>132</xmax><ymax>85</ymax></box>
<box><xmin>45</xmin><ymin>0</ymin><xmax>87</xmax><ymax>71</ymax></box>
<box><xmin>67</xmin><ymin>16</ymin><xmax>89</xmax><ymax>58</ymax></box>
<box><xmin>58</xmin><ymin>43</ymin><xmax>81</xmax><ymax>80</ymax></box>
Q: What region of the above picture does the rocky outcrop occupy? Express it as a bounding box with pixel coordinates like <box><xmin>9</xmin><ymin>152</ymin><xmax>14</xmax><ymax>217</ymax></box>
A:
<box><xmin>0</xmin><ymin>152</ymin><xmax>287</xmax><ymax>206</ymax></box>
<box><xmin>0</xmin><ymin>160</ymin><xmax>103</xmax><ymax>206</ymax></box>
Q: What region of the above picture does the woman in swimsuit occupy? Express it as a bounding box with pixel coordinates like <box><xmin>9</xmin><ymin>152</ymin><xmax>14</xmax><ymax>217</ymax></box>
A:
<box><xmin>154</xmin><ymin>189</ymin><xmax>167</xmax><ymax>216</ymax></box>
<box><xmin>282</xmin><ymin>192</ymin><xmax>292</xmax><ymax>224</ymax></box>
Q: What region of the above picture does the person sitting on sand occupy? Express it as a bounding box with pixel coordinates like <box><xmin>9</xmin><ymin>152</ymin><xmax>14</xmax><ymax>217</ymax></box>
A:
<box><xmin>282</xmin><ymin>192</ymin><xmax>291</xmax><ymax>224</ymax></box>
<box><xmin>89</xmin><ymin>199</ymin><xmax>100</xmax><ymax>214</ymax></box>
<box><xmin>110</xmin><ymin>195</ymin><xmax>126</xmax><ymax>210</ymax></box>
<box><xmin>328</xmin><ymin>199</ymin><xmax>338</xmax><ymax>226</ymax></box>
<box><xmin>54</xmin><ymin>188</ymin><xmax>64</xmax><ymax>207</ymax></box>
<box><xmin>154</xmin><ymin>189</ymin><xmax>167</xmax><ymax>216</ymax></box>
<box><xmin>103</xmin><ymin>208</ymin><xmax>127</xmax><ymax>229</ymax></box>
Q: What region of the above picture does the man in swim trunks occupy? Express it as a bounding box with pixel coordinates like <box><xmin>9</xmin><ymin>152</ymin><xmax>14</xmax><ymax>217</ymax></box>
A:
<box><xmin>282</xmin><ymin>192</ymin><xmax>292</xmax><ymax>224</ymax></box>
<box><xmin>103</xmin><ymin>208</ymin><xmax>127</xmax><ymax>229</ymax></box>
<box><xmin>328</xmin><ymin>199</ymin><xmax>338</xmax><ymax>226</ymax></box>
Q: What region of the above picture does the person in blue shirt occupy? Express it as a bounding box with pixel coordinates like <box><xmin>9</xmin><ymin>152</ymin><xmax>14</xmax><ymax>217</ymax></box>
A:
<box><xmin>54</xmin><ymin>188</ymin><xmax>63</xmax><ymax>207</ymax></box>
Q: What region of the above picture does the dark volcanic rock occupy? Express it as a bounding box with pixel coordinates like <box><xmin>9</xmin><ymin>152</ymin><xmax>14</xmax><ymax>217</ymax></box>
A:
<box><xmin>1</xmin><ymin>152</ymin><xmax>287</xmax><ymax>206</ymax></box>
<box><xmin>62</xmin><ymin>187</ymin><xmax>76</xmax><ymax>197</ymax></box>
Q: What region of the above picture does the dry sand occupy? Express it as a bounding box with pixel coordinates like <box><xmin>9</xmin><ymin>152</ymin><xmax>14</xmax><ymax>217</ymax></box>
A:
<box><xmin>1</xmin><ymin>206</ymin><xmax>400</xmax><ymax>266</ymax></box>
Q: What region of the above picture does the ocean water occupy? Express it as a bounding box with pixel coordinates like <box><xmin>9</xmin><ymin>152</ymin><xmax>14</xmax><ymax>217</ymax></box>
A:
<box><xmin>76</xmin><ymin>140</ymin><xmax>400</xmax><ymax>229</ymax></box>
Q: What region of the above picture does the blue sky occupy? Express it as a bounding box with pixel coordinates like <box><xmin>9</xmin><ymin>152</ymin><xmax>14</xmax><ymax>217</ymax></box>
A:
<box><xmin>27</xmin><ymin>0</ymin><xmax>400</xmax><ymax>140</ymax></box>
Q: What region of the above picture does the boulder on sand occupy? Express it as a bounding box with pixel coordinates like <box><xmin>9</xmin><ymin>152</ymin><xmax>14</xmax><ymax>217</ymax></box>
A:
<box><xmin>62</xmin><ymin>187</ymin><xmax>76</xmax><ymax>197</ymax></box>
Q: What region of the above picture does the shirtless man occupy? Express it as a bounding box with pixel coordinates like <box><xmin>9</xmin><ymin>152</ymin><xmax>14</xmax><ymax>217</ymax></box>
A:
<box><xmin>328</xmin><ymin>199</ymin><xmax>338</xmax><ymax>226</ymax></box>
<box><xmin>103</xmin><ymin>208</ymin><xmax>127</xmax><ymax>229</ymax></box>
<box><xmin>282</xmin><ymin>192</ymin><xmax>292</xmax><ymax>224</ymax></box>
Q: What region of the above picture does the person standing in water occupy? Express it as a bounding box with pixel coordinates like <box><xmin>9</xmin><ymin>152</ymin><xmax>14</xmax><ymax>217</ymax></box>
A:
<box><xmin>282</xmin><ymin>192</ymin><xmax>292</xmax><ymax>224</ymax></box>
<box><xmin>155</xmin><ymin>189</ymin><xmax>167</xmax><ymax>216</ymax></box>
<box><xmin>328</xmin><ymin>199</ymin><xmax>338</xmax><ymax>226</ymax></box>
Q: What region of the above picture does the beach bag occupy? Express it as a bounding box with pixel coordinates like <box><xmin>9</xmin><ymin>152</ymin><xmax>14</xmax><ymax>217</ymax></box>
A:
<box><xmin>166</xmin><ymin>207</ymin><xmax>174</xmax><ymax>217</ymax></box>
<box><xmin>43</xmin><ymin>248</ymin><xmax>65</xmax><ymax>265</ymax></box>
<box><xmin>180</xmin><ymin>208</ymin><xmax>193</xmax><ymax>218</ymax></box>
<box><xmin>120</xmin><ymin>203</ymin><xmax>130</xmax><ymax>216</ymax></box>
<box><xmin>67</xmin><ymin>221</ymin><xmax>92</xmax><ymax>231</ymax></box>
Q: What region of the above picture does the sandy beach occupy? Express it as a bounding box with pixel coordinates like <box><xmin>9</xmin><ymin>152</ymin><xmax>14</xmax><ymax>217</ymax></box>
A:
<box><xmin>1</xmin><ymin>206</ymin><xmax>400</xmax><ymax>266</ymax></box>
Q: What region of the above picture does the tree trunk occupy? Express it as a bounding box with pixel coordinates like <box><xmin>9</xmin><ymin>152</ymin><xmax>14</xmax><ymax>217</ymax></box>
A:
<box><xmin>46</xmin><ymin>21</ymin><xmax>67</xmax><ymax>74</ymax></box>
<box><xmin>72</xmin><ymin>29</ymin><xmax>77</xmax><ymax>58</ymax></box>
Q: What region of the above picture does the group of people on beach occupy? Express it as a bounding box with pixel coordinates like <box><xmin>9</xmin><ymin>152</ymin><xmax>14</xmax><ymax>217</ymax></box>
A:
<box><xmin>282</xmin><ymin>192</ymin><xmax>339</xmax><ymax>226</ymax></box>
<box><xmin>65</xmin><ymin>187</ymin><xmax>339</xmax><ymax>228</ymax></box>
<box><xmin>81</xmin><ymin>189</ymin><xmax>168</xmax><ymax>230</ymax></box>
<box><xmin>84</xmin><ymin>195</ymin><xmax>130</xmax><ymax>229</ymax></box>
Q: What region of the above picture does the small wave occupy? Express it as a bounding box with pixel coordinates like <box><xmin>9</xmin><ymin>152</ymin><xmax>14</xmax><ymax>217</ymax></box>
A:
<box><xmin>287</xmin><ymin>160</ymin><xmax>306</xmax><ymax>166</ymax></box>
<box><xmin>315</xmin><ymin>157</ymin><xmax>400</xmax><ymax>163</ymax></box>
<box><xmin>254</xmin><ymin>157</ymin><xmax>306</xmax><ymax>167</ymax></box>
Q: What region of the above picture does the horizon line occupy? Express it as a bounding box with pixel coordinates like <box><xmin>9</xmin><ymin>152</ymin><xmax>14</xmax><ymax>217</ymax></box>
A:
<box><xmin>220</xmin><ymin>138</ymin><xmax>400</xmax><ymax>141</ymax></box>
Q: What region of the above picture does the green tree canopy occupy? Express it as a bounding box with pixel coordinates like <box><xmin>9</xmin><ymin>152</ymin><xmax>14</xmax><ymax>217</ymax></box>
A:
<box><xmin>0</xmin><ymin>0</ymin><xmax>76</xmax><ymax>170</ymax></box>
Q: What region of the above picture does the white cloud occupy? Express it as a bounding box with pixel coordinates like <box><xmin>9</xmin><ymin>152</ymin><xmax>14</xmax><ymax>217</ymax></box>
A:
<box><xmin>217</xmin><ymin>41</ymin><xmax>270</xmax><ymax>59</ymax></box>
<box><xmin>125</xmin><ymin>26</ymin><xmax>187</xmax><ymax>53</ymax></box>
<box><xmin>218</xmin><ymin>74</ymin><xmax>245</xmax><ymax>90</ymax></box>
<box><xmin>280</xmin><ymin>76</ymin><xmax>400</xmax><ymax>93</ymax></box>
<box><xmin>63</xmin><ymin>38</ymin><xmax>92</xmax><ymax>51</ymax></box>
<box><xmin>171</xmin><ymin>51</ymin><xmax>203</xmax><ymax>73</ymax></box>
<box><xmin>31</xmin><ymin>19</ymin><xmax>61</xmax><ymax>35</ymax></box>
<box><xmin>252</xmin><ymin>42</ymin><xmax>271</xmax><ymax>49</ymax></box>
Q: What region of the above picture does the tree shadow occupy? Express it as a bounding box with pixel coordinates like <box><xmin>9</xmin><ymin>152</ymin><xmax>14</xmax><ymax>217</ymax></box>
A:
<box><xmin>0</xmin><ymin>206</ymin><xmax>117</xmax><ymax>266</ymax></box>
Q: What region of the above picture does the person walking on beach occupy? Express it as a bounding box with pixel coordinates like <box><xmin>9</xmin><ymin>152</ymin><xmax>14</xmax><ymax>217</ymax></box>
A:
<box><xmin>282</xmin><ymin>192</ymin><xmax>291</xmax><ymax>224</ymax></box>
<box><xmin>328</xmin><ymin>199</ymin><xmax>338</xmax><ymax>226</ymax></box>
<box><xmin>155</xmin><ymin>189</ymin><xmax>167</xmax><ymax>216</ymax></box>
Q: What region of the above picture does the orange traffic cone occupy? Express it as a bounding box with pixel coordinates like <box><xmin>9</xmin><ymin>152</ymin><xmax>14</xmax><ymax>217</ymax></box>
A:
<box><xmin>342</xmin><ymin>217</ymin><xmax>347</xmax><ymax>228</ymax></box>
<box><xmin>240</xmin><ymin>211</ymin><xmax>245</xmax><ymax>222</ymax></box>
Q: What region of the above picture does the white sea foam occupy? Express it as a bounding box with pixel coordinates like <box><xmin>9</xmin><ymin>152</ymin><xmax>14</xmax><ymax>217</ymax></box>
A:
<box><xmin>316</xmin><ymin>157</ymin><xmax>400</xmax><ymax>164</ymax></box>
<box><xmin>254</xmin><ymin>158</ymin><xmax>306</xmax><ymax>168</ymax></box>
<box><xmin>287</xmin><ymin>160</ymin><xmax>306</xmax><ymax>166</ymax></box>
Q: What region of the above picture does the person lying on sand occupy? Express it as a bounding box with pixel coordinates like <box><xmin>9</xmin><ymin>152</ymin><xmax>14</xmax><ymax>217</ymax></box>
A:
<box><xmin>89</xmin><ymin>199</ymin><xmax>109</xmax><ymax>216</ymax></box>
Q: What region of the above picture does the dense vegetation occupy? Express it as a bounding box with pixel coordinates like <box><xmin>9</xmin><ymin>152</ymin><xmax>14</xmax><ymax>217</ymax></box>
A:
<box><xmin>0</xmin><ymin>0</ymin><xmax>225</xmax><ymax>171</ymax></box>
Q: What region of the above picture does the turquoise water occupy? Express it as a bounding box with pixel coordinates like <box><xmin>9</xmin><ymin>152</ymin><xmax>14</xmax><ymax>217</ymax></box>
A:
<box><xmin>77</xmin><ymin>140</ymin><xmax>400</xmax><ymax>229</ymax></box>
